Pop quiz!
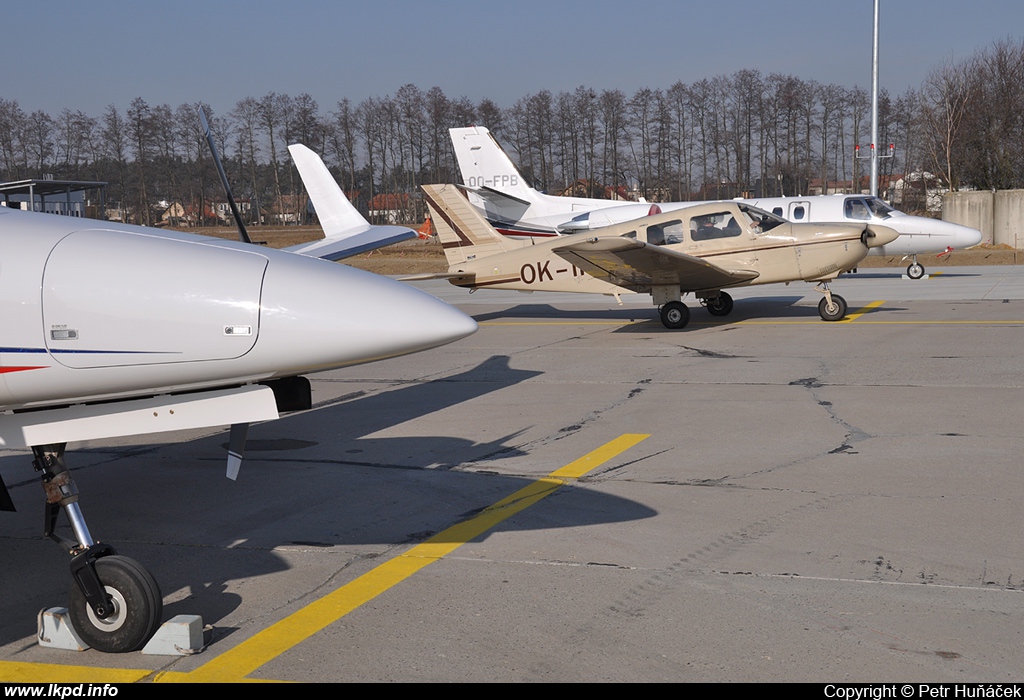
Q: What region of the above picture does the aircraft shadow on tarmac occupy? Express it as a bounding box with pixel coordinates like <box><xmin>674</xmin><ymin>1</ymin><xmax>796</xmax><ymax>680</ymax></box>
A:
<box><xmin>0</xmin><ymin>354</ymin><xmax>656</xmax><ymax>648</ymax></box>
<box><xmin>844</xmin><ymin>270</ymin><xmax>981</xmax><ymax>279</ymax></box>
<box><xmin>471</xmin><ymin>298</ymin><xmax>890</xmax><ymax>331</ymax></box>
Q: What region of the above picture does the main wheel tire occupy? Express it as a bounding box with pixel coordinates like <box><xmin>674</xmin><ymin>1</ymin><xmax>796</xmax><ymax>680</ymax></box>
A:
<box><xmin>659</xmin><ymin>301</ymin><xmax>690</xmax><ymax>329</ymax></box>
<box><xmin>705</xmin><ymin>292</ymin><xmax>734</xmax><ymax>317</ymax></box>
<box><xmin>68</xmin><ymin>555</ymin><xmax>163</xmax><ymax>652</ymax></box>
<box><xmin>818</xmin><ymin>294</ymin><xmax>848</xmax><ymax>322</ymax></box>
<box><xmin>907</xmin><ymin>262</ymin><xmax>925</xmax><ymax>279</ymax></box>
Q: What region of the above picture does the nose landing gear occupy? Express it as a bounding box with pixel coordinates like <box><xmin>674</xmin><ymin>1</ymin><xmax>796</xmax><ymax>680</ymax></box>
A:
<box><xmin>34</xmin><ymin>444</ymin><xmax>163</xmax><ymax>653</ymax></box>
<box><xmin>815</xmin><ymin>282</ymin><xmax>848</xmax><ymax>322</ymax></box>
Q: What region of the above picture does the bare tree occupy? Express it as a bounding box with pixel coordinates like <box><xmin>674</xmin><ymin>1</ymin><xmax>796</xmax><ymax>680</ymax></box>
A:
<box><xmin>959</xmin><ymin>39</ymin><xmax>1024</xmax><ymax>189</ymax></box>
<box><xmin>55</xmin><ymin>109</ymin><xmax>95</xmax><ymax>177</ymax></box>
<box><xmin>231</xmin><ymin>97</ymin><xmax>262</xmax><ymax>224</ymax></box>
<box><xmin>0</xmin><ymin>99</ymin><xmax>26</xmax><ymax>180</ymax></box>
<box><xmin>24</xmin><ymin>110</ymin><xmax>55</xmax><ymax>176</ymax></box>
<box><xmin>920</xmin><ymin>59</ymin><xmax>972</xmax><ymax>192</ymax></box>
<box><xmin>101</xmin><ymin>104</ymin><xmax>129</xmax><ymax>221</ymax></box>
<box><xmin>329</xmin><ymin>98</ymin><xmax>358</xmax><ymax>196</ymax></box>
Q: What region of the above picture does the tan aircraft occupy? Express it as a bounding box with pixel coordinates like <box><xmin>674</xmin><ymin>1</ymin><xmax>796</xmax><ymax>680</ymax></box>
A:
<box><xmin>417</xmin><ymin>184</ymin><xmax>899</xmax><ymax>329</ymax></box>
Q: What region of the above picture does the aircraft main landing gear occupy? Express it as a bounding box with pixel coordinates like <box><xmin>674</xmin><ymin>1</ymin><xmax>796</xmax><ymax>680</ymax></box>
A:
<box><xmin>34</xmin><ymin>444</ymin><xmax>163</xmax><ymax>652</ymax></box>
<box><xmin>906</xmin><ymin>258</ymin><xmax>925</xmax><ymax>279</ymax></box>
<box><xmin>702</xmin><ymin>291</ymin><xmax>734</xmax><ymax>317</ymax></box>
<box><xmin>659</xmin><ymin>301</ymin><xmax>690</xmax><ymax>329</ymax></box>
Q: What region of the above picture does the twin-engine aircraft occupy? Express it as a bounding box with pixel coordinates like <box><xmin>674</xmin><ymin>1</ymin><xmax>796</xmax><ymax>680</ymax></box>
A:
<box><xmin>0</xmin><ymin>129</ymin><xmax>477</xmax><ymax>653</ymax></box>
<box><xmin>416</xmin><ymin>184</ymin><xmax>898</xmax><ymax>329</ymax></box>
<box><xmin>450</xmin><ymin>126</ymin><xmax>982</xmax><ymax>279</ymax></box>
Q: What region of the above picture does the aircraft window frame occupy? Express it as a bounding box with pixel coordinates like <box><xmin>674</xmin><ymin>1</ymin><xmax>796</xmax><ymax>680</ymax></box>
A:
<box><xmin>738</xmin><ymin>204</ymin><xmax>785</xmax><ymax>233</ymax></box>
<box><xmin>646</xmin><ymin>219</ymin><xmax>685</xmax><ymax>245</ymax></box>
<box><xmin>689</xmin><ymin>212</ymin><xmax>743</xmax><ymax>241</ymax></box>
<box><xmin>791</xmin><ymin>205</ymin><xmax>806</xmax><ymax>220</ymax></box>
<box><xmin>865</xmin><ymin>197</ymin><xmax>895</xmax><ymax>219</ymax></box>
<box><xmin>844</xmin><ymin>197</ymin><xmax>871</xmax><ymax>220</ymax></box>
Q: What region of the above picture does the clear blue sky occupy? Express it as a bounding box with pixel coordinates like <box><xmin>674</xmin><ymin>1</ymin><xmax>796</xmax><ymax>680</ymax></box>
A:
<box><xmin>5</xmin><ymin>0</ymin><xmax>1020</xmax><ymax>117</ymax></box>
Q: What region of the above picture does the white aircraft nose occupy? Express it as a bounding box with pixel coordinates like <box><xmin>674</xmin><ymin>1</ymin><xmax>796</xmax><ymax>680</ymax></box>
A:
<box><xmin>257</xmin><ymin>255</ymin><xmax>477</xmax><ymax>373</ymax></box>
<box><xmin>939</xmin><ymin>219</ymin><xmax>983</xmax><ymax>248</ymax></box>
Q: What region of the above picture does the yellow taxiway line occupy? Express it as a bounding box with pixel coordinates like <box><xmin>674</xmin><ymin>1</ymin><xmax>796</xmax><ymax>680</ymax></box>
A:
<box><xmin>839</xmin><ymin>300</ymin><xmax>886</xmax><ymax>322</ymax></box>
<box><xmin>0</xmin><ymin>434</ymin><xmax>649</xmax><ymax>683</ymax></box>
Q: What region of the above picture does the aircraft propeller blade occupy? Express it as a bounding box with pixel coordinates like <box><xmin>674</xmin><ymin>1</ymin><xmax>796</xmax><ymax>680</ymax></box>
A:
<box><xmin>199</xmin><ymin>107</ymin><xmax>253</xmax><ymax>245</ymax></box>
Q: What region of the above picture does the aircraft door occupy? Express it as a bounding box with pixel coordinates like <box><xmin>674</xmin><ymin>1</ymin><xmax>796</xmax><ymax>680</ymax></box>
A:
<box><xmin>42</xmin><ymin>230</ymin><xmax>267</xmax><ymax>369</ymax></box>
<box><xmin>787</xmin><ymin>201</ymin><xmax>811</xmax><ymax>221</ymax></box>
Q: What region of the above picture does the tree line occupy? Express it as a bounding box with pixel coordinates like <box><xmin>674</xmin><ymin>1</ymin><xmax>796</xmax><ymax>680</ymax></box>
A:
<box><xmin>0</xmin><ymin>38</ymin><xmax>1020</xmax><ymax>226</ymax></box>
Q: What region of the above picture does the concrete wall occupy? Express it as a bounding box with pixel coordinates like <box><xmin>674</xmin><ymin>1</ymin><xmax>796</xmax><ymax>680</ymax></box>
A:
<box><xmin>943</xmin><ymin>189</ymin><xmax>1024</xmax><ymax>248</ymax></box>
<box><xmin>994</xmin><ymin>190</ymin><xmax>1024</xmax><ymax>249</ymax></box>
<box><xmin>943</xmin><ymin>191</ymin><xmax>994</xmax><ymax>245</ymax></box>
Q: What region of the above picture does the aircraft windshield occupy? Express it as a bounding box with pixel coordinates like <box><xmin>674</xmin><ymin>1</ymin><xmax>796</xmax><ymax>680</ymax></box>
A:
<box><xmin>737</xmin><ymin>204</ymin><xmax>785</xmax><ymax>232</ymax></box>
<box><xmin>846</xmin><ymin>196</ymin><xmax>895</xmax><ymax>220</ymax></box>
<box><xmin>865</xmin><ymin>197</ymin><xmax>895</xmax><ymax>219</ymax></box>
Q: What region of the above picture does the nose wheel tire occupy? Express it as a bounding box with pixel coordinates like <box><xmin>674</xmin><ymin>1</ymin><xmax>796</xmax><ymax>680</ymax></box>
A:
<box><xmin>659</xmin><ymin>301</ymin><xmax>690</xmax><ymax>329</ymax></box>
<box><xmin>907</xmin><ymin>262</ymin><xmax>925</xmax><ymax>279</ymax></box>
<box><xmin>704</xmin><ymin>292</ymin><xmax>733</xmax><ymax>317</ymax></box>
<box><xmin>818</xmin><ymin>295</ymin><xmax>848</xmax><ymax>322</ymax></box>
<box><xmin>68</xmin><ymin>555</ymin><xmax>163</xmax><ymax>652</ymax></box>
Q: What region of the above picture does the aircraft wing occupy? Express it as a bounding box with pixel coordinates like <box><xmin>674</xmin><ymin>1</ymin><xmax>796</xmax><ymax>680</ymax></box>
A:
<box><xmin>285</xmin><ymin>144</ymin><xmax>416</xmax><ymax>261</ymax></box>
<box><xmin>456</xmin><ymin>183</ymin><xmax>531</xmax><ymax>208</ymax></box>
<box><xmin>552</xmin><ymin>237</ymin><xmax>759</xmax><ymax>291</ymax></box>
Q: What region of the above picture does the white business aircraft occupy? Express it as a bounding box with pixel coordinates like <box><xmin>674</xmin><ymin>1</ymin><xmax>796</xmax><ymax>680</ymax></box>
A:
<box><xmin>450</xmin><ymin>125</ymin><xmax>982</xmax><ymax>279</ymax></box>
<box><xmin>0</xmin><ymin>133</ymin><xmax>477</xmax><ymax>653</ymax></box>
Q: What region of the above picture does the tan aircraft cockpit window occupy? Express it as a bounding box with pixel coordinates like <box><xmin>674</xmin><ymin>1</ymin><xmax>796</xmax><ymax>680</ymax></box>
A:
<box><xmin>690</xmin><ymin>212</ymin><xmax>741</xmax><ymax>241</ymax></box>
<box><xmin>646</xmin><ymin>220</ymin><xmax>685</xmax><ymax>245</ymax></box>
<box><xmin>738</xmin><ymin>204</ymin><xmax>785</xmax><ymax>233</ymax></box>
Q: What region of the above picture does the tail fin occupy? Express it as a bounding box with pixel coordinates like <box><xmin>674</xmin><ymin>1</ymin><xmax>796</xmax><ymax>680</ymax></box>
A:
<box><xmin>421</xmin><ymin>184</ymin><xmax>525</xmax><ymax>266</ymax></box>
<box><xmin>286</xmin><ymin>143</ymin><xmax>414</xmax><ymax>260</ymax></box>
<box><xmin>450</xmin><ymin>126</ymin><xmax>542</xmax><ymax>206</ymax></box>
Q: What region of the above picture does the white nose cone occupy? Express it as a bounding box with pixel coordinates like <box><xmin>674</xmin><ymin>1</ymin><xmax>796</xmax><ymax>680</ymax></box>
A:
<box><xmin>938</xmin><ymin>219</ymin><xmax>983</xmax><ymax>248</ymax></box>
<box><xmin>258</xmin><ymin>254</ymin><xmax>477</xmax><ymax>373</ymax></box>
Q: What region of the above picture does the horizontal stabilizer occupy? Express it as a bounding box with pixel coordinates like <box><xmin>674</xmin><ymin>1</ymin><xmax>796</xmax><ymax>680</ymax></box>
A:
<box><xmin>286</xmin><ymin>144</ymin><xmax>416</xmax><ymax>260</ymax></box>
<box><xmin>399</xmin><ymin>272</ymin><xmax>474</xmax><ymax>281</ymax></box>
<box><xmin>456</xmin><ymin>183</ymin><xmax>531</xmax><ymax>208</ymax></box>
<box><xmin>285</xmin><ymin>226</ymin><xmax>414</xmax><ymax>261</ymax></box>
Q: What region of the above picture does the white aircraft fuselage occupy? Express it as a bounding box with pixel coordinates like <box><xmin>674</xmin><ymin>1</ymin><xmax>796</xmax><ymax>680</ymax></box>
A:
<box><xmin>0</xmin><ymin>206</ymin><xmax>475</xmax><ymax>413</ymax></box>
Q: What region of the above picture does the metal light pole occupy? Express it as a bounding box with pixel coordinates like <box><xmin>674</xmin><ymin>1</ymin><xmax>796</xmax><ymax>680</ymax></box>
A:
<box><xmin>855</xmin><ymin>0</ymin><xmax>893</xmax><ymax>198</ymax></box>
<box><xmin>870</xmin><ymin>0</ymin><xmax>880</xmax><ymax>197</ymax></box>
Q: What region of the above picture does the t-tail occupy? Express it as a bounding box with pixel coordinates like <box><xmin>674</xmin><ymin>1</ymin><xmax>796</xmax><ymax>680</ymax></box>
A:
<box><xmin>450</xmin><ymin>126</ymin><xmax>542</xmax><ymax>206</ymax></box>
<box><xmin>449</xmin><ymin>125</ymin><xmax>648</xmax><ymax>236</ymax></box>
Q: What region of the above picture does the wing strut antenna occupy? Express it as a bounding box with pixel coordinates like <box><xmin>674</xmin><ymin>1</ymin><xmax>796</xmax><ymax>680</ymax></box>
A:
<box><xmin>199</xmin><ymin>107</ymin><xmax>252</xmax><ymax>245</ymax></box>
